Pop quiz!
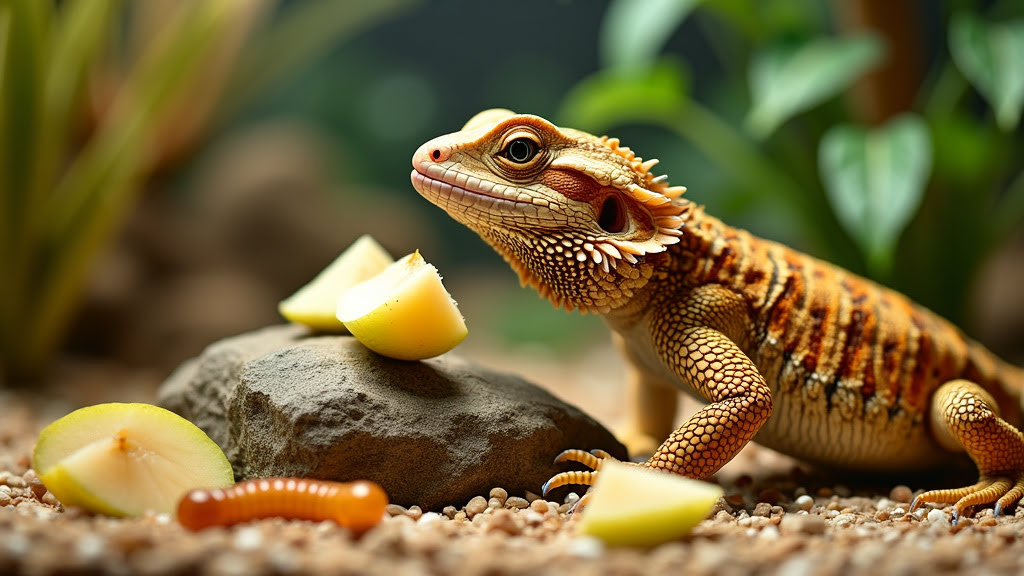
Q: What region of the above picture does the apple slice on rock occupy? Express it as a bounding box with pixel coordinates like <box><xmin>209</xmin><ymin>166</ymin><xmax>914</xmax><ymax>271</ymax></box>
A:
<box><xmin>279</xmin><ymin>234</ymin><xmax>394</xmax><ymax>333</ymax></box>
<box><xmin>578</xmin><ymin>460</ymin><xmax>723</xmax><ymax>547</ymax></box>
<box><xmin>337</xmin><ymin>250</ymin><xmax>468</xmax><ymax>361</ymax></box>
<box><xmin>33</xmin><ymin>403</ymin><xmax>234</xmax><ymax>517</ymax></box>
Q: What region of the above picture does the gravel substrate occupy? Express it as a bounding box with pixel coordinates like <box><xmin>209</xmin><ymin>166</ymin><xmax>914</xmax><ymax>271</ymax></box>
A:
<box><xmin>6</xmin><ymin>392</ymin><xmax>1024</xmax><ymax>576</ymax></box>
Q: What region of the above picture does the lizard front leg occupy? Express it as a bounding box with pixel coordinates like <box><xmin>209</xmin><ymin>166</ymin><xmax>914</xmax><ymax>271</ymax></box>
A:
<box><xmin>644</xmin><ymin>285</ymin><xmax>773</xmax><ymax>478</ymax></box>
<box><xmin>544</xmin><ymin>285</ymin><xmax>772</xmax><ymax>498</ymax></box>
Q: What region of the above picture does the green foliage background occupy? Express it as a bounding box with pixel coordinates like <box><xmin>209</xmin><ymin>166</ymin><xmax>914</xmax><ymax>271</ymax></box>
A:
<box><xmin>3</xmin><ymin>0</ymin><xmax>1023</xmax><ymax>378</ymax></box>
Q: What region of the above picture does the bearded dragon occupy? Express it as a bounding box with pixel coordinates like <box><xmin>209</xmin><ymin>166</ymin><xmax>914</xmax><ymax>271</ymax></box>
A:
<box><xmin>410</xmin><ymin>109</ymin><xmax>1024</xmax><ymax>521</ymax></box>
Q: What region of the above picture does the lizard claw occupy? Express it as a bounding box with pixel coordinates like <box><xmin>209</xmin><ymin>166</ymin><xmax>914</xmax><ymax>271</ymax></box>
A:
<box><xmin>913</xmin><ymin>474</ymin><xmax>1024</xmax><ymax>522</ymax></box>
<box><xmin>542</xmin><ymin>448</ymin><xmax>619</xmax><ymax>498</ymax></box>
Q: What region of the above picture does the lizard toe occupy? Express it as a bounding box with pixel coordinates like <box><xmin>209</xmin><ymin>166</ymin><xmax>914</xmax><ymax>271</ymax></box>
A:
<box><xmin>912</xmin><ymin>475</ymin><xmax>1020</xmax><ymax>520</ymax></box>
<box><xmin>542</xmin><ymin>448</ymin><xmax>625</xmax><ymax>499</ymax></box>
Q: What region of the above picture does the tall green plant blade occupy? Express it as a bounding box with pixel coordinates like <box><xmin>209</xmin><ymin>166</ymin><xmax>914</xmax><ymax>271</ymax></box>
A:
<box><xmin>37</xmin><ymin>0</ymin><xmax>120</xmax><ymax>205</ymax></box>
<box><xmin>949</xmin><ymin>14</ymin><xmax>1024</xmax><ymax>131</ymax></box>
<box><xmin>22</xmin><ymin>1</ymin><xmax>236</xmax><ymax>374</ymax></box>
<box><xmin>0</xmin><ymin>5</ymin><xmax>11</xmax><ymax>360</ymax></box>
<box><xmin>222</xmin><ymin>0</ymin><xmax>418</xmax><ymax>117</ymax></box>
<box><xmin>599</xmin><ymin>0</ymin><xmax>701</xmax><ymax>73</ymax></box>
<box><xmin>0</xmin><ymin>0</ymin><xmax>49</xmax><ymax>373</ymax></box>
<box><xmin>819</xmin><ymin>115</ymin><xmax>931</xmax><ymax>278</ymax></box>
<box><xmin>746</xmin><ymin>35</ymin><xmax>883</xmax><ymax>139</ymax></box>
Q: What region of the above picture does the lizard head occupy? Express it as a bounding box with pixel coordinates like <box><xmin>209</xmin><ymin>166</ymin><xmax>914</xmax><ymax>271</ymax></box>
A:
<box><xmin>411</xmin><ymin>109</ymin><xmax>691</xmax><ymax>313</ymax></box>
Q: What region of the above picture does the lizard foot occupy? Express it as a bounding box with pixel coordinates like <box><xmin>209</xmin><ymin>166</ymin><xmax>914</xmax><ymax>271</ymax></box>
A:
<box><xmin>541</xmin><ymin>449</ymin><xmax>620</xmax><ymax>513</ymax></box>
<box><xmin>910</xmin><ymin>473</ymin><xmax>1024</xmax><ymax>522</ymax></box>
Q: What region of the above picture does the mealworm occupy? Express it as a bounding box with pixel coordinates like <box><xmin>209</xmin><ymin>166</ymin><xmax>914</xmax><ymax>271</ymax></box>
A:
<box><xmin>177</xmin><ymin>477</ymin><xmax>388</xmax><ymax>532</ymax></box>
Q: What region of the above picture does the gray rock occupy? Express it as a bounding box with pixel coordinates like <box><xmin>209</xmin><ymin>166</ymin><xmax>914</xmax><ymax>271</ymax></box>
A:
<box><xmin>158</xmin><ymin>325</ymin><xmax>625</xmax><ymax>509</ymax></box>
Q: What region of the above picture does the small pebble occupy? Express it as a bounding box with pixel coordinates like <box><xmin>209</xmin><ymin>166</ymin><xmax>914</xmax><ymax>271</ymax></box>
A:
<box><xmin>465</xmin><ymin>496</ymin><xmax>487</xmax><ymax>517</ymax></box>
<box><xmin>505</xmin><ymin>496</ymin><xmax>529</xmax><ymax>510</ymax></box>
<box><xmin>564</xmin><ymin>492</ymin><xmax>580</xmax><ymax>505</ymax></box>
<box><xmin>726</xmin><ymin>493</ymin><xmax>745</xmax><ymax>508</ymax></box>
<box><xmin>524</xmin><ymin>490</ymin><xmax>541</xmax><ymax>503</ymax></box>
<box><xmin>442</xmin><ymin>506</ymin><xmax>457</xmax><ymax>519</ymax></box>
<box><xmin>489</xmin><ymin>487</ymin><xmax>508</xmax><ymax>503</ymax></box>
<box><xmin>889</xmin><ymin>485</ymin><xmax>913</xmax><ymax>503</ymax></box>
<box><xmin>753</xmin><ymin>502</ymin><xmax>772</xmax><ymax>517</ymax></box>
<box><xmin>567</xmin><ymin>536</ymin><xmax>604</xmax><ymax>559</ymax></box>
<box><xmin>530</xmin><ymin>500</ymin><xmax>549</xmax><ymax>514</ymax></box>
<box><xmin>0</xmin><ymin>492</ymin><xmax>10</xmax><ymax>506</ymax></box>
<box><xmin>875</xmin><ymin>510</ymin><xmax>890</xmax><ymax>521</ymax></box>
<box><xmin>781</xmin><ymin>513</ymin><xmax>825</xmax><ymax>535</ymax></box>
<box><xmin>484</xmin><ymin>509</ymin><xmax>519</xmax><ymax>535</ymax></box>
<box><xmin>74</xmin><ymin>533</ymin><xmax>107</xmax><ymax>560</ymax></box>
<box><xmin>926</xmin><ymin>508</ymin><xmax>948</xmax><ymax>524</ymax></box>
<box><xmin>794</xmin><ymin>494</ymin><xmax>814</xmax><ymax>511</ymax></box>
<box><xmin>418</xmin><ymin>512</ymin><xmax>442</xmax><ymax>525</ymax></box>
<box><xmin>386</xmin><ymin>504</ymin><xmax>408</xmax><ymax>517</ymax></box>
<box><xmin>233</xmin><ymin>526</ymin><xmax>264</xmax><ymax>551</ymax></box>
<box><xmin>487</xmin><ymin>497</ymin><xmax>504</xmax><ymax>510</ymax></box>
<box><xmin>406</xmin><ymin>505</ymin><xmax>423</xmax><ymax>520</ymax></box>
<box><xmin>759</xmin><ymin>524</ymin><xmax>781</xmax><ymax>540</ymax></box>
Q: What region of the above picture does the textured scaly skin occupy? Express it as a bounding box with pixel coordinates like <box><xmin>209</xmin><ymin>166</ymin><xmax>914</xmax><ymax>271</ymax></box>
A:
<box><xmin>410</xmin><ymin>110</ymin><xmax>1024</xmax><ymax>520</ymax></box>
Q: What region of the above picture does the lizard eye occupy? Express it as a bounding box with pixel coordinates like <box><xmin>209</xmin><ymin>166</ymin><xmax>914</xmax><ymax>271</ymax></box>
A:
<box><xmin>598</xmin><ymin>195</ymin><xmax>627</xmax><ymax>233</ymax></box>
<box><xmin>504</xmin><ymin>138</ymin><xmax>539</xmax><ymax>164</ymax></box>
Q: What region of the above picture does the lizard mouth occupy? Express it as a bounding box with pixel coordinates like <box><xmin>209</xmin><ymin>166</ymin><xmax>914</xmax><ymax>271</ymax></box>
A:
<box><xmin>411</xmin><ymin>163</ymin><xmax>550</xmax><ymax>212</ymax></box>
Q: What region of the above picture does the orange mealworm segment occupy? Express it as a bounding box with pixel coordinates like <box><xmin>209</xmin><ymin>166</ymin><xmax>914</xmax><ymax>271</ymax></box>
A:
<box><xmin>177</xmin><ymin>478</ymin><xmax>388</xmax><ymax>532</ymax></box>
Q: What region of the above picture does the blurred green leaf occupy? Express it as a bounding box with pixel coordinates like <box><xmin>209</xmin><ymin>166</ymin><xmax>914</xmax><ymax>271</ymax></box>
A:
<box><xmin>224</xmin><ymin>0</ymin><xmax>418</xmax><ymax>116</ymax></box>
<box><xmin>29</xmin><ymin>1</ymin><xmax>237</xmax><ymax>371</ymax></box>
<box><xmin>746</xmin><ymin>35</ymin><xmax>883</xmax><ymax>138</ymax></box>
<box><xmin>819</xmin><ymin>115</ymin><xmax>931</xmax><ymax>277</ymax></box>
<box><xmin>38</xmin><ymin>0</ymin><xmax>119</xmax><ymax>203</ymax></box>
<box><xmin>558</xmin><ymin>59</ymin><xmax>689</xmax><ymax>132</ymax></box>
<box><xmin>599</xmin><ymin>0</ymin><xmax>700</xmax><ymax>73</ymax></box>
<box><xmin>929</xmin><ymin>111</ymin><xmax>1002</xmax><ymax>188</ymax></box>
<box><xmin>949</xmin><ymin>13</ymin><xmax>1024</xmax><ymax>131</ymax></box>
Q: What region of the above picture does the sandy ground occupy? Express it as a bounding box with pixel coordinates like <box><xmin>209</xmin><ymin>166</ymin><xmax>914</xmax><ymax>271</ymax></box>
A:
<box><xmin>5</xmin><ymin>346</ymin><xmax>1024</xmax><ymax>575</ymax></box>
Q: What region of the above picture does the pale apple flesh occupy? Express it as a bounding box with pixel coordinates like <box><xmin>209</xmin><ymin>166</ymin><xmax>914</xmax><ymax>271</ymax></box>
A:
<box><xmin>279</xmin><ymin>234</ymin><xmax>394</xmax><ymax>333</ymax></box>
<box><xmin>577</xmin><ymin>460</ymin><xmax>723</xmax><ymax>547</ymax></box>
<box><xmin>33</xmin><ymin>403</ymin><xmax>234</xmax><ymax>517</ymax></box>
<box><xmin>337</xmin><ymin>251</ymin><xmax>468</xmax><ymax>361</ymax></box>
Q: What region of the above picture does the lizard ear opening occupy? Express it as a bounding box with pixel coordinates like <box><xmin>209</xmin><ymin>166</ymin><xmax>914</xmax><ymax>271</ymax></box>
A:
<box><xmin>591</xmin><ymin>184</ymin><xmax>685</xmax><ymax>266</ymax></box>
<box><xmin>597</xmin><ymin>195</ymin><xmax>627</xmax><ymax>233</ymax></box>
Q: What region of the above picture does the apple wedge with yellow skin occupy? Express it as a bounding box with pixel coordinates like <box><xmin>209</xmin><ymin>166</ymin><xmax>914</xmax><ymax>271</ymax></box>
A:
<box><xmin>279</xmin><ymin>234</ymin><xmax>394</xmax><ymax>333</ymax></box>
<box><xmin>578</xmin><ymin>460</ymin><xmax>723</xmax><ymax>547</ymax></box>
<box><xmin>337</xmin><ymin>250</ymin><xmax>468</xmax><ymax>361</ymax></box>
<box><xmin>33</xmin><ymin>403</ymin><xmax>234</xmax><ymax>517</ymax></box>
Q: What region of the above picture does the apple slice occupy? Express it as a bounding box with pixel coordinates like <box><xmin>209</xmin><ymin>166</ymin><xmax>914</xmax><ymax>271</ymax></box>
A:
<box><xmin>337</xmin><ymin>250</ymin><xmax>467</xmax><ymax>361</ymax></box>
<box><xmin>33</xmin><ymin>403</ymin><xmax>234</xmax><ymax>517</ymax></box>
<box><xmin>578</xmin><ymin>460</ymin><xmax>723</xmax><ymax>547</ymax></box>
<box><xmin>279</xmin><ymin>235</ymin><xmax>394</xmax><ymax>333</ymax></box>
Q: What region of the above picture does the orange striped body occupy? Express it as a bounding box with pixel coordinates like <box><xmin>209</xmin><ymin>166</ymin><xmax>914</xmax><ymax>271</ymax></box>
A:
<box><xmin>176</xmin><ymin>478</ymin><xmax>388</xmax><ymax>532</ymax></box>
<box><xmin>646</xmin><ymin>211</ymin><xmax>1024</xmax><ymax>471</ymax></box>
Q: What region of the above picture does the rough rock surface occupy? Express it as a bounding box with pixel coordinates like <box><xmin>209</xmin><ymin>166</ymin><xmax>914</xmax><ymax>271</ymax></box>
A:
<box><xmin>158</xmin><ymin>324</ymin><xmax>626</xmax><ymax>509</ymax></box>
